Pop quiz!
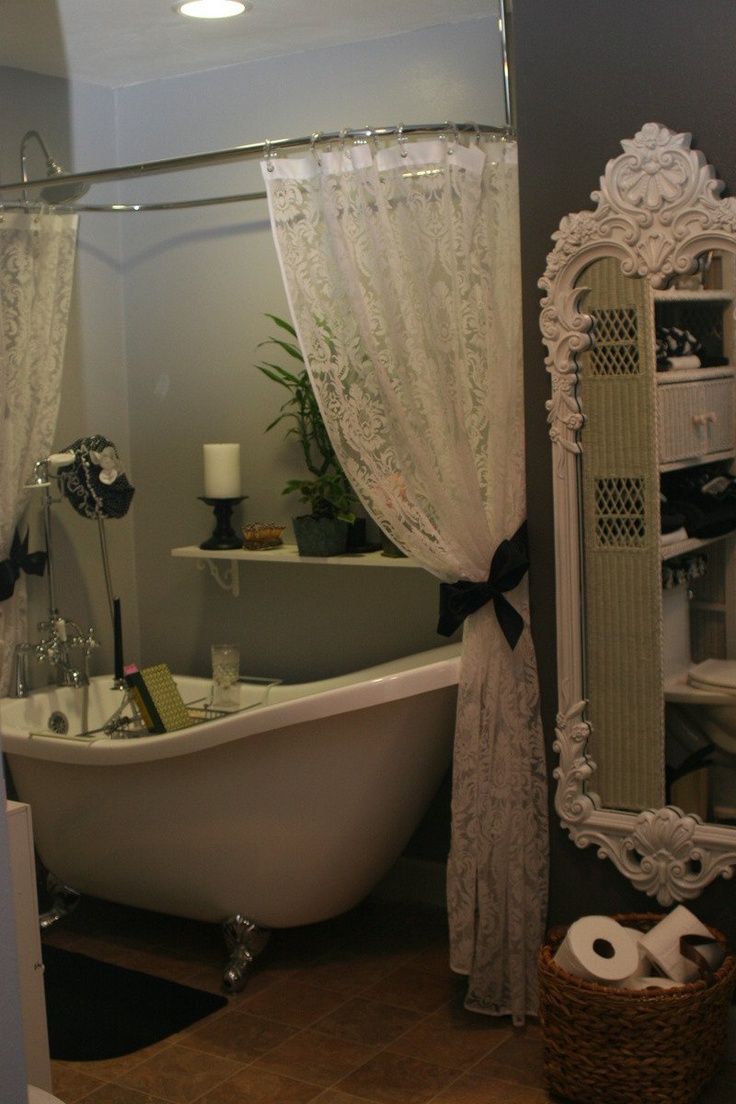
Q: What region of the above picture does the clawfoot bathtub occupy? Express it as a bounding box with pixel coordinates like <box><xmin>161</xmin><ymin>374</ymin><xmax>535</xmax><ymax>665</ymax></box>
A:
<box><xmin>1</xmin><ymin>643</ymin><xmax>460</xmax><ymax>989</ymax></box>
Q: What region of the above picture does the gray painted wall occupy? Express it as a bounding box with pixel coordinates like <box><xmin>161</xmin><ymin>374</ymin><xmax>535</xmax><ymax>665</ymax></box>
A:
<box><xmin>0</xmin><ymin>68</ymin><xmax>130</xmax><ymax>1100</ymax></box>
<box><xmin>3</xmin><ymin>18</ymin><xmax>503</xmax><ymax>683</ymax></box>
<box><xmin>0</xmin><ymin>24</ymin><xmax>503</xmax><ymax>1089</ymax></box>
<box><xmin>113</xmin><ymin>18</ymin><xmax>504</xmax><ymax>680</ymax></box>
<box><xmin>0</xmin><ymin>67</ymin><xmax>139</xmax><ymax>683</ymax></box>
<box><xmin>514</xmin><ymin>0</ymin><xmax>736</xmax><ymax>944</ymax></box>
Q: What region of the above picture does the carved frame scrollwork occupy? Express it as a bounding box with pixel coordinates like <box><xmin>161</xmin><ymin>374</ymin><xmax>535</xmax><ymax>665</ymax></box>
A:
<box><xmin>540</xmin><ymin>123</ymin><xmax>736</xmax><ymax>905</ymax></box>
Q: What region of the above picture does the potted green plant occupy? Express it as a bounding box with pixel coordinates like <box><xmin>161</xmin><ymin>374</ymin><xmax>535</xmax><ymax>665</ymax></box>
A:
<box><xmin>256</xmin><ymin>314</ymin><xmax>356</xmax><ymax>556</ymax></box>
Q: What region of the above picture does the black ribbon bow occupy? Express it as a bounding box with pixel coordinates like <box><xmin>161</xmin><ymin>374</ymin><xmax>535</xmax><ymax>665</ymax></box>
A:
<box><xmin>0</xmin><ymin>528</ymin><xmax>47</xmax><ymax>603</ymax></box>
<box><xmin>437</xmin><ymin>522</ymin><xmax>529</xmax><ymax>648</ymax></box>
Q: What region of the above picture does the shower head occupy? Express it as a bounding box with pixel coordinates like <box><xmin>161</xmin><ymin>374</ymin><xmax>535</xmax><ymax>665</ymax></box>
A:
<box><xmin>20</xmin><ymin>130</ymin><xmax>90</xmax><ymax>204</ymax></box>
<box><xmin>39</xmin><ymin>168</ymin><xmax>90</xmax><ymax>204</ymax></box>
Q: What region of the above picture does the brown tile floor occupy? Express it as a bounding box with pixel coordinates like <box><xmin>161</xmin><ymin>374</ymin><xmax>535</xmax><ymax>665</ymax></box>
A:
<box><xmin>42</xmin><ymin>896</ymin><xmax>735</xmax><ymax>1104</ymax></box>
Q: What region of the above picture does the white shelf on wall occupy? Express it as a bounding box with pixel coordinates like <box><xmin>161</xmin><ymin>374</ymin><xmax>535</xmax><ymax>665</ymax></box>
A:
<box><xmin>171</xmin><ymin>544</ymin><xmax>421</xmax><ymax>596</ymax></box>
<box><xmin>660</xmin><ymin>531</ymin><xmax>735</xmax><ymax>561</ymax></box>
<box><xmin>653</xmin><ymin>288</ymin><xmax>735</xmax><ymax>302</ymax></box>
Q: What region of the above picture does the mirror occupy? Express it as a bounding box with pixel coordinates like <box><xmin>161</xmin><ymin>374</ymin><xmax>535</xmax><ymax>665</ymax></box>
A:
<box><xmin>540</xmin><ymin>123</ymin><xmax>736</xmax><ymax>905</ymax></box>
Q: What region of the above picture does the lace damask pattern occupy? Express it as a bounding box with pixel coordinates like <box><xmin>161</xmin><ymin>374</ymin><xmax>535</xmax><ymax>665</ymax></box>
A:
<box><xmin>0</xmin><ymin>212</ymin><xmax>78</xmax><ymax>694</ymax></box>
<box><xmin>448</xmin><ymin>602</ymin><xmax>548</xmax><ymax>1020</ymax></box>
<box><xmin>263</xmin><ymin>140</ymin><xmax>548</xmax><ymax>1023</ymax></box>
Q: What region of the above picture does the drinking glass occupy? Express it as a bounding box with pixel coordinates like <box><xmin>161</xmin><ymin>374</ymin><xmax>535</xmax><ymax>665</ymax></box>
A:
<box><xmin>211</xmin><ymin>643</ymin><xmax>240</xmax><ymax>709</ymax></box>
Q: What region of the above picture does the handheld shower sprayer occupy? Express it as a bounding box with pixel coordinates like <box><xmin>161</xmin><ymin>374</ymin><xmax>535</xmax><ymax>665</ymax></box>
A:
<box><xmin>13</xmin><ymin>450</ymin><xmax>99</xmax><ymax>695</ymax></box>
<box><xmin>24</xmin><ymin>451</ymin><xmax>75</xmax><ymax>620</ymax></box>
<box><xmin>15</xmin><ymin>441</ymin><xmax>134</xmax><ymax>696</ymax></box>
<box><xmin>20</xmin><ymin>130</ymin><xmax>91</xmax><ymax>205</ymax></box>
<box><xmin>25</xmin><ymin>452</ymin><xmax>76</xmax><ymax>488</ymax></box>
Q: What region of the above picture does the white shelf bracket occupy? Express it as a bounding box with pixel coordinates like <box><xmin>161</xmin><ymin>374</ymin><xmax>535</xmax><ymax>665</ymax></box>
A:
<box><xmin>197</xmin><ymin>557</ymin><xmax>240</xmax><ymax>596</ymax></box>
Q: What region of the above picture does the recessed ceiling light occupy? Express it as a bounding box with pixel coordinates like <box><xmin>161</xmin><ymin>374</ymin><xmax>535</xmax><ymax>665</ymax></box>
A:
<box><xmin>177</xmin><ymin>0</ymin><xmax>250</xmax><ymax>18</ymax></box>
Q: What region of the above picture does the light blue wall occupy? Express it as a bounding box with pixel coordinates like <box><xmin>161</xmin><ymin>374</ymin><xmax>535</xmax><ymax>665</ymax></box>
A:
<box><xmin>3</xmin><ymin>20</ymin><xmax>503</xmax><ymax>682</ymax></box>
<box><xmin>113</xmin><ymin>18</ymin><xmax>503</xmax><ymax>680</ymax></box>
<box><xmin>0</xmin><ymin>71</ymin><xmax>125</xmax><ymax>1097</ymax></box>
<box><xmin>0</xmin><ymin>68</ymin><xmax>139</xmax><ymax>680</ymax></box>
<box><xmin>0</xmin><ymin>24</ymin><xmax>502</xmax><ymax>1084</ymax></box>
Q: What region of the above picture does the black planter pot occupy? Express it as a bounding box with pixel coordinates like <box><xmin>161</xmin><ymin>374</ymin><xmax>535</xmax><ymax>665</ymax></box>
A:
<box><xmin>379</xmin><ymin>530</ymin><xmax>407</xmax><ymax>558</ymax></box>
<box><xmin>292</xmin><ymin>514</ymin><xmax>349</xmax><ymax>556</ymax></box>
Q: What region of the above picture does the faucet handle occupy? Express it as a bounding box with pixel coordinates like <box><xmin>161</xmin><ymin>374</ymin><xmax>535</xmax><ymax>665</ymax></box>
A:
<box><xmin>43</xmin><ymin>638</ymin><xmax>63</xmax><ymax>663</ymax></box>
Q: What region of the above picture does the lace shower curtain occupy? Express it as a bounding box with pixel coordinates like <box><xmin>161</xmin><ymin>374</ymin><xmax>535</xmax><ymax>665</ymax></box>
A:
<box><xmin>0</xmin><ymin>211</ymin><xmax>78</xmax><ymax>695</ymax></box>
<box><xmin>263</xmin><ymin>137</ymin><xmax>548</xmax><ymax>1020</ymax></box>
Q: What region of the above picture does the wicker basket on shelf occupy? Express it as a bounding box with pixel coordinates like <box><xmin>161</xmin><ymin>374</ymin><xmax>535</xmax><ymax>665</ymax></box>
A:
<box><xmin>538</xmin><ymin>913</ymin><xmax>736</xmax><ymax>1104</ymax></box>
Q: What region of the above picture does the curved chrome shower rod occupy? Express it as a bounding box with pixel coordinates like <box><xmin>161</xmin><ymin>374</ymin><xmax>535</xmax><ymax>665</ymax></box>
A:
<box><xmin>0</xmin><ymin>121</ymin><xmax>514</xmax><ymax>214</ymax></box>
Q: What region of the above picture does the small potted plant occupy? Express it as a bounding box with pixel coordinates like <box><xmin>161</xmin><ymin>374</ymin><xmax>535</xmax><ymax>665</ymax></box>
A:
<box><xmin>256</xmin><ymin>315</ymin><xmax>356</xmax><ymax>556</ymax></box>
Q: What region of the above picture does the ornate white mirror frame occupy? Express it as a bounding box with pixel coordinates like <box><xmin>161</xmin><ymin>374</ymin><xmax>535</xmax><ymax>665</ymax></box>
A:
<box><xmin>539</xmin><ymin>122</ymin><xmax>736</xmax><ymax>905</ymax></box>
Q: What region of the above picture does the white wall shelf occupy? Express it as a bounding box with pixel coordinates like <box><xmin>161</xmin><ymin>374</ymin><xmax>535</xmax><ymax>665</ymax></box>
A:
<box><xmin>653</xmin><ymin>288</ymin><xmax>735</xmax><ymax>301</ymax></box>
<box><xmin>661</xmin><ymin>531</ymin><xmax>733</xmax><ymax>561</ymax></box>
<box><xmin>171</xmin><ymin>544</ymin><xmax>421</xmax><ymax>596</ymax></box>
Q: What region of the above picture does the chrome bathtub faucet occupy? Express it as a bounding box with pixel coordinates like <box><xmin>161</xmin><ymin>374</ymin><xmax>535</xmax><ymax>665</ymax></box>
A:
<box><xmin>13</xmin><ymin>616</ymin><xmax>98</xmax><ymax>696</ymax></box>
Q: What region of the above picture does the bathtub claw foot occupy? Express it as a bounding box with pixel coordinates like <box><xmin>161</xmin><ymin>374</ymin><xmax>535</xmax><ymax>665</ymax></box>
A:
<box><xmin>39</xmin><ymin>872</ymin><xmax>81</xmax><ymax>930</ymax></box>
<box><xmin>222</xmin><ymin>915</ymin><xmax>270</xmax><ymax>992</ymax></box>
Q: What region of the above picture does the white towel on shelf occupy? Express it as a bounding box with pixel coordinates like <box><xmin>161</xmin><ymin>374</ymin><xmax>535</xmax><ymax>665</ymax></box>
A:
<box><xmin>661</xmin><ymin>527</ymin><xmax>689</xmax><ymax>546</ymax></box>
<box><xmin>688</xmin><ymin>658</ymin><xmax>736</xmax><ymax>692</ymax></box>
<box><xmin>665</xmin><ymin>355</ymin><xmax>702</xmax><ymax>371</ymax></box>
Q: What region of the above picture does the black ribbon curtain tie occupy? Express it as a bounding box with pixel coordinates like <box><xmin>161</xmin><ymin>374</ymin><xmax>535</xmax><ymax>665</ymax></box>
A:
<box><xmin>0</xmin><ymin>527</ymin><xmax>47</xmax><ymax>602</ymax></box>
<box><xmin>437</xmin><ymin>522</ymin><xmax>529</xmax><ymax>648</ymax></box>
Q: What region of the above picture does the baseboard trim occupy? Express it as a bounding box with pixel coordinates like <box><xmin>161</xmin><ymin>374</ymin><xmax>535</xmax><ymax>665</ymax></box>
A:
<box><xmin>370</xmin><ymin>856</ymin><xmax>447</xmax><ymax>909</ymax></box>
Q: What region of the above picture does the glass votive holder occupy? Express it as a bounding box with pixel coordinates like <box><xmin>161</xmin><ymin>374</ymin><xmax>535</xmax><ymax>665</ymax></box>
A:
<box><xmin>211</xmin><ymin>643</ymin><xmax>240</xmax><ymax>710</ymax></box>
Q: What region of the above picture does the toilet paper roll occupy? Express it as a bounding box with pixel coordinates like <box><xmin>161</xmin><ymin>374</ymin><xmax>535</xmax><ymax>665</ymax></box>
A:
<box><xmin>639</xmin><ymin>905</ymin><xmax>714</xmax><ymax>984</ymax></box>
<box><xmin>692</xmin><ymin>938</ymin><xmax>727</xmax><ymax>973</ymax></box>
<box><xmin>620</xmin><ymin>976</ymin><xmax>681</xmax><ymax>992</ymax></box>
<box><xmin>554</xmin><ymin>916</ymin><xmax>641</xmax><ymax>983</ymax></box>
<box><xmin>621</xmin><ymin>926</ymin><xmax>652</xmax><ymax>978</ymax></box>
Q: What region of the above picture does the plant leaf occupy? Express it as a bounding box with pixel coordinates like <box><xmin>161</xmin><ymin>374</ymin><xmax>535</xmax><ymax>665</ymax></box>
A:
<box><xmin>257</xmin><ymin>337</ymin><xmax>304</xmax><ymax>362</ymax></box>
<box><xmin>264</xmin><ymin>313</ymin><xmax>297</xmax><ymax>337</ymax></box>
<box><xmin>256</xmin><ymin>361</ymin><xmax>303</xmax><ymax>384</ymax></box>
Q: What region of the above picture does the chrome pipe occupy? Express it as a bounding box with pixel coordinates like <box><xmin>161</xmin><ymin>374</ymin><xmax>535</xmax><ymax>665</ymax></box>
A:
<box><xmin>0</xmin><ymin>190</ymin><xmax>269</xmax><ymax>214</ymax></box>
<box><xmin>498</xmin><ymin>0</ymin><xmax>514</xmax><ymax>132</ymax></box>
<box><xmin>0</xmin><ymin>121</ymin><xmax>513</xmax><ymax>204</ymax></box>
<box><xmin>40</xmin><ymin>477</ymin><xmax>58</xmax><ymax>621</ymax></box>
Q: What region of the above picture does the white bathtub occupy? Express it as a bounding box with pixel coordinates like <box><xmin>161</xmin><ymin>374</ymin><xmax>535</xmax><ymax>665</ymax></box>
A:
<box><xmin>1</xmin><ymin>645</ymin><xmax>460</xmax><ymax>935</ymax></box>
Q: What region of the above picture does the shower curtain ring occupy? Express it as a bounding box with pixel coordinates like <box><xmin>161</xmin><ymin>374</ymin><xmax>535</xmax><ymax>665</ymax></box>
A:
<box><xmin>446</xmin><ymin>122</ymin><xmax>460</xmax><ymax>155</ymax></box>
<box><xmin>397</xmin><ymin>123</ymin><xmax>408</xmax><ymax>158</ymax></box>
<box><xmin>339</xmin><ymin>128</ymin><xmax>356</xmax><ymax>164</ymax></box>
<box><xmin>264</xmin><ymin>138</ymin><xmax>275</xmax><ymax>173</ymax></box>
<box><xmin>471</xmin><ymin>122</ymin><xmax>482</xmax><ymax>145</ymax></box>
<box><xmin>310</xmin><ymin>132</ymin><xmax>322</xmax><ymax>166</ymax></box>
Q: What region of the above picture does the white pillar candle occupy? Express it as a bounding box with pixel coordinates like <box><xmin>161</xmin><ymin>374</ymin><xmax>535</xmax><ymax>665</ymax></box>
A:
<box><xmin>203</xmin><ymin>443</ymin><xmax>241</xmax><ymax>498</ymax></box>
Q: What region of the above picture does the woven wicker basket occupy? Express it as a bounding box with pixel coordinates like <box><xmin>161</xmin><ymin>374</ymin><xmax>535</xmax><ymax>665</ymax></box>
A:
<box><xmin>538</xmin><ymin>913</ymin><xmax>736</xmax><ymax>1104</ymax></box>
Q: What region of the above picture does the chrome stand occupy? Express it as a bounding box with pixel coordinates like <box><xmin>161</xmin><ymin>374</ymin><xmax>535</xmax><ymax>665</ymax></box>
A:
<box><xmin>221</xmin><ymin>914</ymin><xmax>270</xmax><ymax>992</ymax></box>
<box><xmin>39</xmin><ymin>871</ymin><xmax>81</xmax><ymax>930</ymax></box>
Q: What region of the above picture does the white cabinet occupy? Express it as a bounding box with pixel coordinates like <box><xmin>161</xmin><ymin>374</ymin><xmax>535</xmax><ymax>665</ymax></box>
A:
<box><xmin>654</xmin><ymin>273</ymin><xmax>736</xmax><ymax>472</ymax></box>
<box><xmin>6</xmin><ymin>800</ymin><xmax>52</xmax><ymax>1093</ymax></box>
<box><xmin>657</xmin><ymin>367</ymin><xmax>736</xmax><ymax>468</ymax></box>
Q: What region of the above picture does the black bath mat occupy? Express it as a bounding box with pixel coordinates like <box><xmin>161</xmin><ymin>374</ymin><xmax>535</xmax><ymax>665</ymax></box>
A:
<box><xmin>43</xmin><ymin>944</ymin><xmax>228</xmax><ymax>1061</ymax></box>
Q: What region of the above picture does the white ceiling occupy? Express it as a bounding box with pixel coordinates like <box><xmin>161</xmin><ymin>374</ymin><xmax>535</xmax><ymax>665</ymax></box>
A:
<box><xmin>0</xmin><ymin>0</ymin><xmax>496</xmax><ymax>88</ymax></box>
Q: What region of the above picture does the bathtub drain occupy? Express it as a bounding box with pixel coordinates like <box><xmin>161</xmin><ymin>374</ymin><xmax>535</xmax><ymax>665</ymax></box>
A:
<box><xmin>47</xmin><ymin>711</ymin><xmax>69</xmax><ymax>735</ymax></box>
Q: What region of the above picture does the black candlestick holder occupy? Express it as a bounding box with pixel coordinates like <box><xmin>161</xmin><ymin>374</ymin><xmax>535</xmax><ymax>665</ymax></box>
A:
<box><xmin>198</xmin><ymin>496</ymin><xmax>246</xmax><ymax>550</ymax></box>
